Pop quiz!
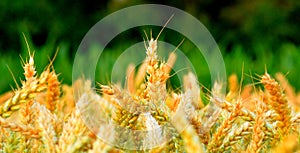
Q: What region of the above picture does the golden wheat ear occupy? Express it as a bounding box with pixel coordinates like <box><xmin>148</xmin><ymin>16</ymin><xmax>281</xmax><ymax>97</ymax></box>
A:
<box><xmin>261</xmin><ymin>72</ymin><xmax>292</xmax><ymax>137</ymax></box>
<box><xmin>246</xmin><ymin>99</ymin><xmax>267</xmax><ymax>153</ymax></box>
<box><xmin>171</xmin><ymin>110</ymin><xmax>205</xmax><ymax>153</ymax></box>
<box><xmin>275</xmin><ymin>73</ymin><xmax>299</xmax><ymax>111</ymax></box>
<box><xmin>208</xmin><ymin>99</ymin><xmax>244</xmax><ymax>152</ymax></box>
<box><xmin>0</xmin><ymin>116</ymin><xmax>40</xmax><ymax>138</ymax></box>
<box><xmin>57</xmin><ymin>107</ymin><xmax>88</xmax><ymax>153</ymax></box>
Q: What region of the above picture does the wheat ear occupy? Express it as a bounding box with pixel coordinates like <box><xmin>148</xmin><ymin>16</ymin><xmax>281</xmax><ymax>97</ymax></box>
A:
<box><xmin>172</xmin><ymin>110</ymin><xmax>204</xmax><ymax>153</ymax></box>
<box><xmin>275</xmin><ymin>73</ymin><xmax>299</xmax><ymax>111</ymax></box>
<box><xmin>208</xmin><ymin>99</ymin><xmax>243</xmax><ymax>152</ymax></box>
<box><xmin>246</xmin><ymin>100</ymin><xmax>267</xmax><ymax>153</ymax></box>
<box><xmin>57</xmin><ymin>109</ymin><xmax>88</xmax><ymax>152</ymax></box>
<box><xmin>33</xmin><ymin>102</ymin><xmax>57</xmax><ymax>153</ymax></box>
<box><xmin>0</xmin><ymin>116</ymin><xmax>39</xmax><ymax>138</ymax></box>
<box><xmin>46</xmin><ymin>70</ymin><xmax>61</xmax><ymax>112</ymax></box>
<box><xmin>0</xmin><ymin>54</ymin><xmax>56</xmax><ymax>117</ymax></box>
<box><xmin>222</xmin><ymin>122</ymin><xmax>252</xmax><ymax>152</ymax></box>
<box><xmin>261</xmin><ymin>73</ymin><xmax>291</xmax><ymax>136</ymax></box>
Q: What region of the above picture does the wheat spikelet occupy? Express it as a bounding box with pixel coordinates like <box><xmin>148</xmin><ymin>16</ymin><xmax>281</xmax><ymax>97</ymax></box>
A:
<box><xmin>23</xmin><ymin>54</ymin><xmax>36</xmax><ymax>84</ymax></box>
<box><xmin>213</xmin><ymin>93</ymin><xmax>278</xmax><ymax>145</ymax></box>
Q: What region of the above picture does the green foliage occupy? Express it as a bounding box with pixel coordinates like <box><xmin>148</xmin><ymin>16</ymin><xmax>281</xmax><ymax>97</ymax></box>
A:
<box><xmin>1</xmin><ymin>0</ymin><xmax>300</xmax><ymax>94</ymax></box>
<box><xmin>1</xmin><ymin>35</ymin><xmax>300</xmax><ymax>94</ymax></box>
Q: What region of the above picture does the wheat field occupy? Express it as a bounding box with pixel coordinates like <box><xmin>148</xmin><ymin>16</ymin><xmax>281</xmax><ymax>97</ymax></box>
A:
<box><xmin>0</xmin><ymin>36</ymin><xmax>299</xmax><ymax>153</ymax></box>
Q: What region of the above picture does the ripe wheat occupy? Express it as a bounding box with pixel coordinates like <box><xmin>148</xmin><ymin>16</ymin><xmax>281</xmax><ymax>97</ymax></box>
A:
<box><xmin>0</xmin><ymin>34</ymin><xmax>299</xmax><ymax>153</ymax></box>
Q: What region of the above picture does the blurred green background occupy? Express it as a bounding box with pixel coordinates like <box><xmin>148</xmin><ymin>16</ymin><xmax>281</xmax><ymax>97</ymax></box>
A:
<box><xmin>1</xmin><ymin>0</ymin><xmax>300</xmax><ymax>94</ymax></box>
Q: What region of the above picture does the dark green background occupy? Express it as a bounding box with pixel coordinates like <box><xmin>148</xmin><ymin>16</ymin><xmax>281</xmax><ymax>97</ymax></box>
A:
<box><xmin>1</xmin><ymin>0</ymin><xmax>300</xmax><ymax>94</ymax></box>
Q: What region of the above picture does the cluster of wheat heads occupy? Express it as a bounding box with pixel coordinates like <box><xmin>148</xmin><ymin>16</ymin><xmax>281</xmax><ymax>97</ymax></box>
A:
<box><xmin>0</xmin><ymin>37</ymin><xmax>300</xmax><ymax>153</ymax></box>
